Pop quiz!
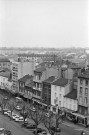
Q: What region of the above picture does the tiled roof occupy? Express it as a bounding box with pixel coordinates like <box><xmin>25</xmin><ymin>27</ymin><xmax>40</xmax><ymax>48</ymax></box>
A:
<box><xmin>0</xmin><ymin>71</ymin><xmax>11</xmax><ymax>79</ymax></box>
<box><xmin>0</xmin><ymin>58</ymin><xmax>10</xmax><ymax>62</ymax></box>
<box><xmin>34</xmin><ymin>67</ymin><xmax>46</xmax><ymax>73</ymax></box>
<box><xmin>78</xmin><ymin>70</ymin><xmax>89</xmax><ymax>79</ymax></box>
<box><xmin>64</xmin><ymin>89</ymin><xmax>77</xmax><ymax>100</ymax></box>
<box><xmin>18</xmin><ymin>75</ymin><xmax>33</xmax><ymax>82</ymax></box>
<box><xmin>52</xmin><ymin>78</ymin><xmax>68</xmax><ymax>87</ymax></box>
<box><xmin>43</xmin><ymin>76</ymin><xmax>55</xmax><ymax>84</ymax></box>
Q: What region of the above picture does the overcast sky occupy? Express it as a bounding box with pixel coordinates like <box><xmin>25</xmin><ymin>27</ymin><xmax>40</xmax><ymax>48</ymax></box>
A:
<box><xmin>0</xmin><ymin>0</ymin><xmax>89</xmax><ymax>48</ymax></box>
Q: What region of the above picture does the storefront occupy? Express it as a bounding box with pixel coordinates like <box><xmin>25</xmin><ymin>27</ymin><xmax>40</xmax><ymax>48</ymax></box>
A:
<box><xmin>71</xmin><ymin>112</ymin><xmax>88</xmax><ymax>126</ymax></box>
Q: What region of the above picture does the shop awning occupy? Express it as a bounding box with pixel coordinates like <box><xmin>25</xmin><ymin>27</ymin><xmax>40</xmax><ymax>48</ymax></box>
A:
<box><xmin>72</xmin><ymin>112</ymin><xmax>87</xmax><ymax>119</ymax></box>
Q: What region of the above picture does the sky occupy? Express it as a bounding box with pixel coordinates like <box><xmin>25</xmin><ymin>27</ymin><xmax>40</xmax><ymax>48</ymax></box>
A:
<box><xmin>0</xmin><ymin>0</ymin><xmax>89</xmax><ymax>48</ymax></box>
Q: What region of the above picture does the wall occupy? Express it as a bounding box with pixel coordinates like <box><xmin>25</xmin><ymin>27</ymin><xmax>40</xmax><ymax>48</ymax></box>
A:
<box><xmin>64</xmin><ymin>97</ymin><xmax>78</xmax><ymax>111</ymax></box>
<box><xmin>18</xmin><ymin>61</ymin><xmax>36</xmax><ymax>79</ymax></box>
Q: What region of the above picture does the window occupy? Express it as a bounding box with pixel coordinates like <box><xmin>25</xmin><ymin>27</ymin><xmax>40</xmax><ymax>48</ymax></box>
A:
<box><xmin>85</xmin><ymin>80</ymin><xmax>88</xmax><ymax>86</ymax></box>
<box><xmin>85</xmin><ymin>88</ymin><xmax>88</xmax><ymax>96</ymax></box>
<box><xmin>79</xmin><ymin>96</ymin><xmax>82</xmax><ymax>103</ymax></box>
<box><xmin>38</xmin><ymin>75</ymin><xmax>41</xmax><ymax>80</ymax></box>
<box><xmin>80</xmin><ymin>87</ymin><xmax>83</xmax><ymax>94</ymax></box>
<box><xmin>84</xmin><ymin>97</ymin><xmax>88</xmax><ymax>104</ymax></box>
<box><xmin>80</xmin><ymin>79</ymin><xmax>83</xmax><ymax>85</ymax></box>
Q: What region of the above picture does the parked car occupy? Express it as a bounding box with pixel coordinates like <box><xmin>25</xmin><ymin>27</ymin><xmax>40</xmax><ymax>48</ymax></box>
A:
<box><xmin>33</xmin><ymin>128</ymin><xmax>46</xmax><ymax>134</ymax></box>
<box><xmin>50</xmin><ymin>126</ymin><xmax>61</xmax><ymax>132</ymax></box>
<box><xmin>25</xmin><ymin>123</ymin><xmax>36</xmax><ymax>129</ymax></box>
<box><xmin>0</xmin><ymin>128</ymin><xmax>5</xmax><ymax>134</ymax></box>
<box><xmin>4</xmin><ymin>110</ymin><xmax>11</xmax><ymax>116</ymax></box>
<box><xmin>11</xmin><ymin>113</ymin><xmax>20</xmax><ymax>120</ymax></box>
<box><xmin>14</xmin><ymin>117</ymin><xmax>28</xmax><ymax>122</ymax></box>
<box><xmin>38</xmin><ymin>130</ymin><xmax>47</xmax><ymax>135</ymax></box>
<box><xmin>21</xmin><ymin>122</ymin><xmax>28</xmax><ymax>128</ymax></box>
<box><xmin>15</xmin><ymin>105</ymin><xmax>22</xmax><ymax>111</ymax></box>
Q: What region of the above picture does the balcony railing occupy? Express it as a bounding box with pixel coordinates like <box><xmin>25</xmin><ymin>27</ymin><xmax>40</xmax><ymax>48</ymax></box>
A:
<box><xmin>33</xmin><ymin>86</ymin><xmax>42</xmax><ymax>91</ymax></box>
<box><xmin>32</xmin><ymin>94</ymin><xmax>41</xmax><ymax>99</ymax></box>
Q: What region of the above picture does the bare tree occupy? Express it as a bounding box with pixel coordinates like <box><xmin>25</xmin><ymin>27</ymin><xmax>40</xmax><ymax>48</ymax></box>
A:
<box><xmin>0</xmin><ymin>96</ymin><xmax>9</xmax><ymax>113</ymax></box>
<box><xmin>7</xmin><ymin>101</ymin><xmax>15</xmax><ymax>118</ymax></box>
<box><xmin>43</xmin><ymin>112</ymin><xmax>63</xmax><ymax>135</ymax></box>
<box><xmin>28</xmin><ymin>105</ymin><xmax>44</xmax><ymax>129</ymax></box>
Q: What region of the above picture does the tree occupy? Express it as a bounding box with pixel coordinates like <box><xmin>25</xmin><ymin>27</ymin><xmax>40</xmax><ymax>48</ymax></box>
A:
<box><xmin>0</xmin><ymin>96</ymin><xmax>9</xmax><ymax>113</ymax></box>
<box><xmin>43</xmin><ymin>112</ymin><xmax>63</xmax><ymax>135</ymax></box>
<box><xmin>20</xmin><ymin>103</ymin><xmax>28</xmax><ymax>124</ymax></box>
<box><xmin>28</xmin><ymin>105</ymin><xmax>44</xmax><ymax>130</ymax></box>
<box><xmin>43</xmin><ymin>111</ymin><xmax>54</xmax><ymax>134</ymax></box>
<box><xmin>7</xmin><ymin>101</ymin><xmax>15</xmax><ymax>118</ymax></box>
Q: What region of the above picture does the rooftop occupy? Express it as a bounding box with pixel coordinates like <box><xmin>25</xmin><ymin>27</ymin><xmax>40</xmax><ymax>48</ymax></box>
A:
<box><xmin>64</xmin><ymin>89</ymin><xmax>77</xmax><ymax>100</ymax></box>
<box><xmin>18</xmin><ymin>75</ymin><xmax>33</xmax><ymax>82</ymax></box>
<box><xmin>78</xmin><ymin>69</ymin><xmax>89</xmax><ymax>79</ymax></box>
<box><xmin>0</xmin><ymin>71</ymin><xmax>11</xmax><ymax>79</ymax></box>
<box><xmin>43</xmin><ymin>76</ymin><xmax>55</xmax><ymax>84</ymax></box>
<box><xmin>0</xmin><ymin>58</ymin><xmax>10</xmax><ymax>62</ymax></box>
<box><xmin>52</xmin><ymin>78</ymin><xmax>69</xmax><ymax>87</ymax></box>
<box><xmin>34</xmin><ymin>67</ymin><xmax>46</xmax><ymax>73</ymax></box>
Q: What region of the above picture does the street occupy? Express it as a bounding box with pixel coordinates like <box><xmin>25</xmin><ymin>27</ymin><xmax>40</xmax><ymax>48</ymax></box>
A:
<box><xmin>0</xmin><ymin>90</ymin><xmax>89</xmax><ymax>135</ymax></box>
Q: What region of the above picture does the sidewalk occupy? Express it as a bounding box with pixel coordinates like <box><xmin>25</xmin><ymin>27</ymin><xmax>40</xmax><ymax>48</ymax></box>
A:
<box><xmin>62</xmin><ymin>119</ymin><xmax>89</xmax><ymax>132</ymax></box>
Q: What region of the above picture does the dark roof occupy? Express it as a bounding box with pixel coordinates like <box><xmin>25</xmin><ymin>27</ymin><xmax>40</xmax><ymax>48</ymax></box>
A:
<box><xmin>34</xmin><ymin>67</ymin><xmax>46</xmax><ymax>73</ymax></box>
<box><xmin>0</xmin><ymin>58</ymin><xmax>10</xmax><ymax>62</ymax></box>
<box><xmin>78</xmin><ymin>70</ymin><xmax>89</xmax><ymax>79</ymax></box>
<box><xmin>18</xmin><ymin>75</ymin><xmax>33</xmax><ymax>82</ymax></box>
<box><xmin>52</xmin><ymin>78</ymin><xmax>68</xmax><ymax>87</ymax></box>
<box><xmin>64</xmin><ymin>89</ymin><xmax>77</xmax><ymax>100</ymax></box>
<box><xmin>0</xmin><ymin>71</ymin><xmax>11</xmax><ymax>79</ymax></box>
<box><xmin>43</xmin><ymin>76</ymin><xmax>55</xmax><ymax>84</ymax></box>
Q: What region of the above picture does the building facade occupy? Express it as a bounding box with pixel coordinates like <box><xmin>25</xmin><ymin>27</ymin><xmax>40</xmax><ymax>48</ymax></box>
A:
<box><xmin>42</xmin><ymin>76</ymin><xmax>55</xmax><ymax>107</ymax></box>
<box><xmin>0</xmin><ymin>58</ymin><xmax>11</xmax><ymax>69</ymax></box>
<box><xmin>51</xmin><ymin>78</ymin><xmax>72</xmax><ymax>113</ymax></box>
<box><xmin>10</xmin><ymin>60</ymin><xmax>36</xmax><ymax>93</ymax></box>
<box><xmin>18</xmin><ymin>75</ymin><xmax>33</xmax><ymax>101</ymax></box>
<box><xmin>32</xmin><ymin>66</ymin><xmax>60</xmax><ymax>104</ymax></box>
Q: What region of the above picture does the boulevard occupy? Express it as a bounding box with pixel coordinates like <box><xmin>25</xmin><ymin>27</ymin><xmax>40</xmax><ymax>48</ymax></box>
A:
<box><xmin>0</xmin><ymin>90</ymin><xmax>89</xmax><ymax>135</ymax></box>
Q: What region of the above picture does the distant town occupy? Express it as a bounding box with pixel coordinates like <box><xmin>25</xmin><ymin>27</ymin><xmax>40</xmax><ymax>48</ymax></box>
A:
<box><xmin>0</xmin><ymin>47</ymin><xmax>89</xmax><ymax>135</ymax></box>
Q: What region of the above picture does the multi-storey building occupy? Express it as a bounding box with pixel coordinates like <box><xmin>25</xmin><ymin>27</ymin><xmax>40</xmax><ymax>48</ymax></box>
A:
<box><xmin>18</xmin><ymin>53</ymin><xmax>57</xmax><ymax>65</ymax></box>
<box><xmin>51</xmin><ymin>78</ymin><xmax>72</xmax><ymax>113</ymax></box>
<box><xmin>76</xmin><ymin>69</ymin><xmax>89</xmax><ymax>126</ymax></box>
<box><xmin>0</xmin><ymin>69</ymin><xmax>12</xmax><ymax>92</ymax></box>
<box><xmin>32</xmin><ymin>66</ymin><xmax>61</xmax><ymax>104</ymax></box>
<box><xmin>64</xmin><ymin>89</ymin><xmax>78</xmax><ymax>120</ymax></box>
<box><xmin>42</xmin><ymin>76</ymin><xmax>55</xmax><ymax>108</ymax></box>
<box><xmin>0</xmin><ymin>58</ymin><xmax>11</xmax><ymax>70</ymax></box>
<box><xmin>18</xmin><ymin>75</ymin><xmax>33</xmax><ymax>101</ymax></box>
<box><xmin>10</xmin><ymin>59</ymin><xmax>36</xmax><ymax>93</ymax></box>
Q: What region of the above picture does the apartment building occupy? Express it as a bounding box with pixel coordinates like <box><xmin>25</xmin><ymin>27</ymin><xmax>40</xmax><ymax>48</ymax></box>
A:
<box><xmin>0</xmin><ymin>69</ymin><xmax>12</xmax><ymax>92</ymax></box>
<box><xmin>18</xmin><ymin>75</ymin><xmax>33</xmax><ymax>101</ymax></box>
<box><xmin>10</xmin><ymin>59</ymin><xmax>36</xmax><ymax>93</ymax></box>
<box><xmin>42</xmin><ymin>76</ymin><xmax>55</xmax><ymax>107</ymax></box>
<box><xmin>0</xmin><ymin>58</ymin><xmax>11</xmax><ymax>69</ymax></box>
<box><xmin>51</xmin><ymin>78</ymin><xmax>72</xmax><ymax>113</ymax></box>
<box><xmin>76</xmin><ymin>69</ymin><xmax>89</xmax><ymax>126</ymax></box>
<box><xmin>64</xmin><ymin>89</ymin><xmax>78</xmax><ymax>120</ymax></box>
<box><xmin>32</xmin><ymin>66</ymin><xmax>61</xmax><ymax>104</ymax></box>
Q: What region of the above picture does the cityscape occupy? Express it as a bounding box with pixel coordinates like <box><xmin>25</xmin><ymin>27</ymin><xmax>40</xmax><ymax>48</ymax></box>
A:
<box><xmin>0</xmin><ymin>47</ymin><xmax>89</xmax><ymax>135</ymax></box>
<box><xmin>0</xmin><ymin>0</ymin><xmax>89</xmax><ymax>135</ymax></box>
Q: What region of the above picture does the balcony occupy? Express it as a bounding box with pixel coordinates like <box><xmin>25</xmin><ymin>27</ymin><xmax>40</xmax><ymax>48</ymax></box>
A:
<box><xmin>33</xmin><ymin>86</ymin><xmax>42</xmax><ymax>91</ymax></box>
<box><xmin>33</xmin><ymin>79</ymin><xmax>42</xmax><ymax>83</ymax></box>
<box><xmin>32</xmin><ymin>94</ymin><xmax>41</xmax><ymax>99</ymax></box>
<box><xmin>78</xmin><ymin>100</ymin><xmax>88</xmax><ymax>107</ymax></box>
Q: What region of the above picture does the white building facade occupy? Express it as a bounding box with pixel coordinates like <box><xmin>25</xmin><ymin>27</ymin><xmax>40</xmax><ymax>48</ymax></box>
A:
<box><xmin>51</xmin><ymin>78</ymin><xmax>72</xmax><ymax>113</ymax></box>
